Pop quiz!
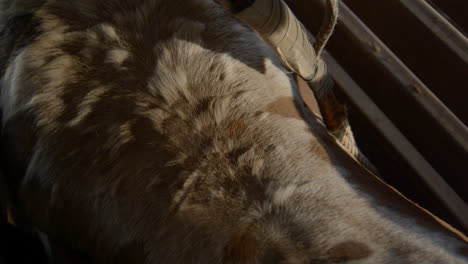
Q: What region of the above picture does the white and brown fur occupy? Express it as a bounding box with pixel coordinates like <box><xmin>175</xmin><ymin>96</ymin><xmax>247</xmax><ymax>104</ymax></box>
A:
<box><xmin>0</xmin><ymin>0</ymin><xmax>467</xmax><ymax>263</ymax></box>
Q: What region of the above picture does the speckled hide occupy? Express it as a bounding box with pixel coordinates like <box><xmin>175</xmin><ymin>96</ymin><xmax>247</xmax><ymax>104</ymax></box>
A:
<box><xmin>0</xmin><ymin>0</ymin><xmax>467</xmax><ymax>263</ymax></box>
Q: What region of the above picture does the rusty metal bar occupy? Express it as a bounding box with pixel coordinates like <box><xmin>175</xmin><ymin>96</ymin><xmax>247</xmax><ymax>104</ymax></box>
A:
<box><xmin>323</xmin><ymin>50</ymin><xmax>468</xmax><ymax>233</ymax></box>
<box><xmin>286</xmin><ymin>0</ymin><xmax>468</xmax><ymax>202</ymax></box>
<box><xmin>427</xmin><ymin>0</ymin><xmax>468</xmax><ymax>35</ymax></box>
<box><xmin>342</xmin><ymin>0</ymin><xmax>468</xmax><ymax>126</ymax></box>
<box><xmin>335</xmin><ymin>2</ymin><xmax>468</xmax><ymax>153</ymax></box>
<box><xmin>334</xmin><ymin>1</ymin><xmax>468</xmax><ymax>204</ymax></box>
<box><xmin>284</xmin><ymin>0</ymin><xmax>468</xmax><ymax>232</ymax></box>
<box><xmin>398</xmin><ymin>0</ymin><xmax>468</xmax><ymax>65</ymax></box>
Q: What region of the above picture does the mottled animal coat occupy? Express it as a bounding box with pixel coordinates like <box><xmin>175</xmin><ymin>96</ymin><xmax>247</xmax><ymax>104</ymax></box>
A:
<box><xmin>0</xmin><ymin>0</ymin><xmax>467</xmax><ymax>263</ymax></box>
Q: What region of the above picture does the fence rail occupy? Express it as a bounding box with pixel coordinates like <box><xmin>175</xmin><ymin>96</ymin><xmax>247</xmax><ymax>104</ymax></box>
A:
<box><xmin>286</xmin><ymin>0</ymin><xmax>468</xmax><ymax>234</ymax></box>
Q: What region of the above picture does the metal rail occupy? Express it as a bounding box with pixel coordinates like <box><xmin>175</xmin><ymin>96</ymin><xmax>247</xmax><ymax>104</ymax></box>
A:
<box><xmin>399</xmin><ymin>0</ymin><xmax>468</xmax><ymax>65</ymax></box>
<box><xmin>342</xmin><ymin>0</ymin><xmax>468</xmax><ymax>126</ymax></box>
<box><xmin>285</xmin><ymin>0</ymin><xmax>468</xmax><ymax>233</ymax></box>
<box><xmin>323</xmin><ymin>50</ymin><xmax>468</xmax><ymax>233</ymax></box>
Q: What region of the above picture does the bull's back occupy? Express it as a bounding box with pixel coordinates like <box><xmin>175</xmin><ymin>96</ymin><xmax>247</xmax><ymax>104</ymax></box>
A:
<box><xmin>0</xmin><ymin>0</ymin><xmax>317</xmax><ymax>262</ymax></box>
